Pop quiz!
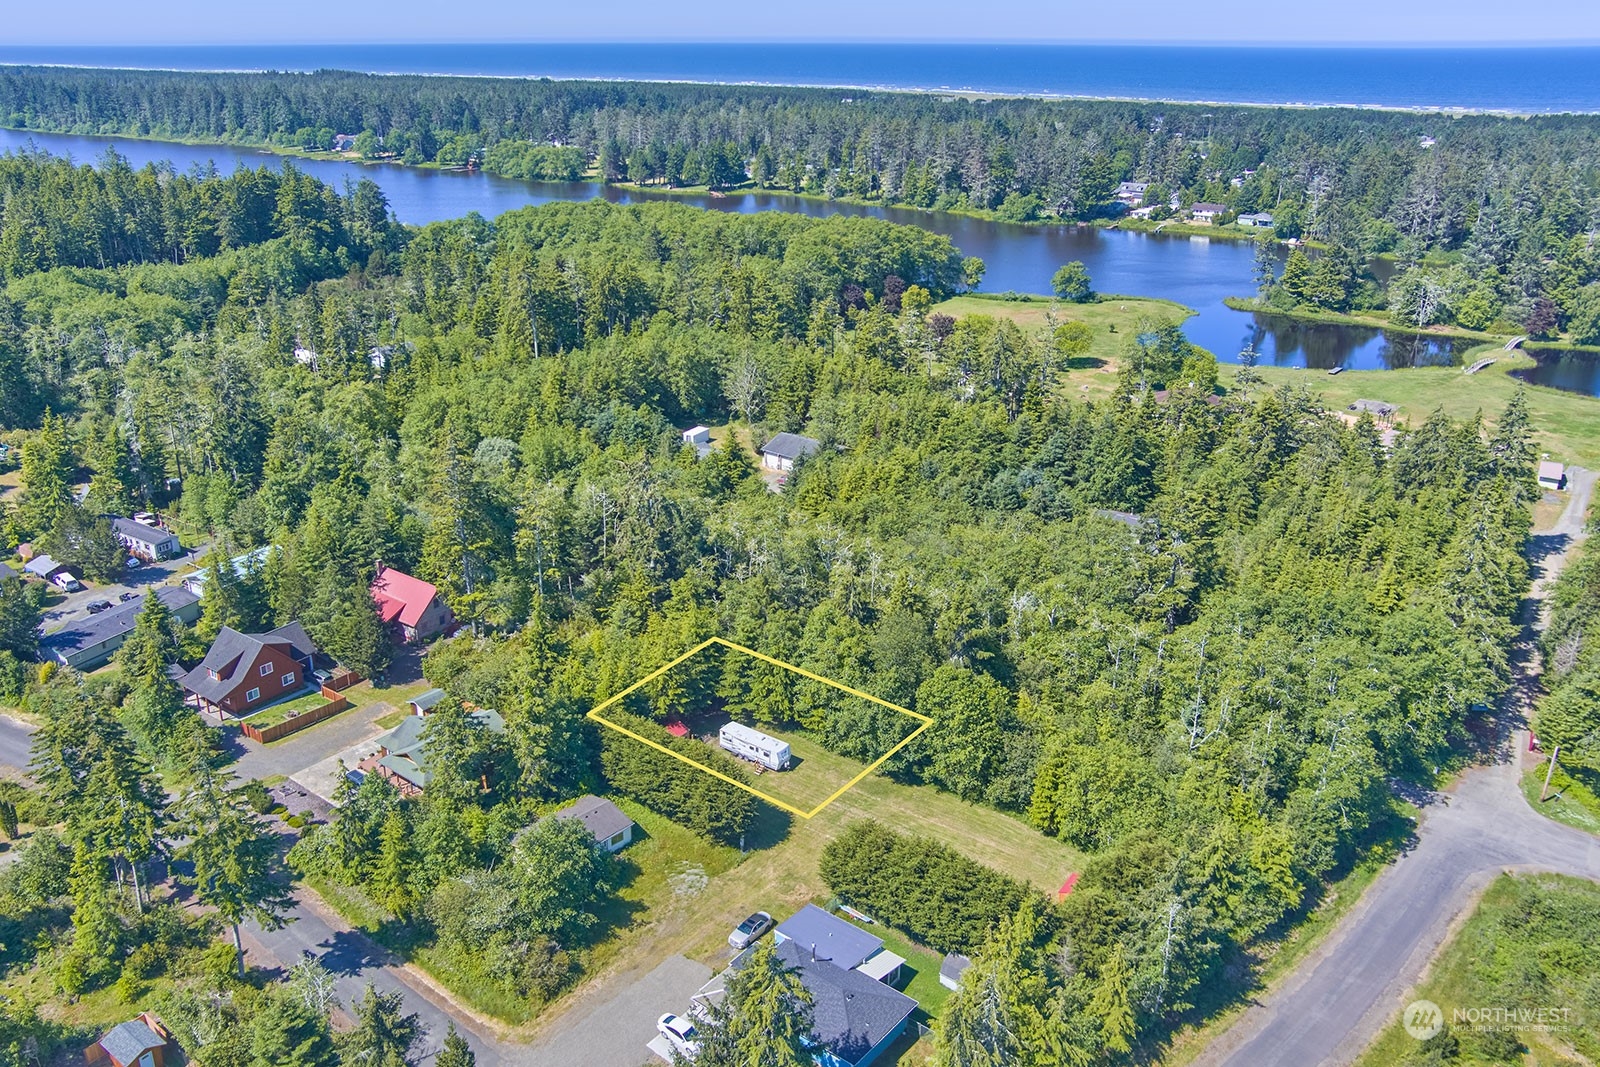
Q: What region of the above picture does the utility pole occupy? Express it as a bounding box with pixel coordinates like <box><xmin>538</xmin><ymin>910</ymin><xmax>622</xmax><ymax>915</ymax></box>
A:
<box><xmin>1540</xmin><ymin>743</ymin><xmax>1561</xmax><ymax>802</ymax></box>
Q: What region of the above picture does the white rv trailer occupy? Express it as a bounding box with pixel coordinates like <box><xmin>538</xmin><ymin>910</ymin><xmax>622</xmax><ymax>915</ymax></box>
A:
<box><xmin>718</xmin><ymin>721</ymin><xmax>792</xmax><ymax>771</ymax></box>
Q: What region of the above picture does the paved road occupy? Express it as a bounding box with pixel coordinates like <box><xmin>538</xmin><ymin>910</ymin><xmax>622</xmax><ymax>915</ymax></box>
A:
<box><xmin>504</xmin><ymin>954</ymin><xmax>710</xmax><ymax>1067</ymax></box>
<box><xmin>227</xmin><ymin>700</ymin><xmax>397</xmax><ymax>785</ymax></box>
<box><xmin>245</xmin><ymin>890</ymin><xmax>503</xmax><ymax>1066</ymax></box>
<box><xmin>0</xmin><ymin>714</ymin><xmax>35</xmax><ymax>775</ymax></box>
<box><xmin>246</xmin><ymin>886</ymin><xmax>710</xmax><ymax>1067</ymax></box>
<box><xmin>1197</xmin><ymin>468</ymin><xmax>1600</xmax><ymax>1067</ymax></box>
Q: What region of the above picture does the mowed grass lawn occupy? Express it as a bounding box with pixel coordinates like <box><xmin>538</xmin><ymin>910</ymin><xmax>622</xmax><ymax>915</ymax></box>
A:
<box><xmin>1229</xmin><ymin>356</ymin><xmax>1600</xmax><ymax>469</ymax></box>
<box><xmin>678</xmin><ymin>719</ymin><xmax>916</xmax><ymax>815</ymax></box>
<box><xmin>931</xmin><ymin>293</ymin><xmax>1196</xmax><ymax>403</ymax></box>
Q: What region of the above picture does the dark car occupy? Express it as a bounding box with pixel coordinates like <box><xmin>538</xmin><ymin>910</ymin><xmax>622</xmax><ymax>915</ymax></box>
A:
<box><xmin>119</xmin><ymin>591</ymin><xmax>139</xmax><ymax>602</ymax></box>
<box><xmin>728</xmin><ymin>911</ymin><xmax>773</xmax><ymax>950</ymax></box>
<box><xmin>86</xmin><ymin>600</ymin><xmax>114</xmax><ymax>614</ymax></box>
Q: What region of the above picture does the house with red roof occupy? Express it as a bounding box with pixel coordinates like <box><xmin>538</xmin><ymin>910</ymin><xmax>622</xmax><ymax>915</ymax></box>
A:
<box><xmin>370</xmin><ymin>564</ymin><xmax>455</xmax><ymax>644</ymax></box>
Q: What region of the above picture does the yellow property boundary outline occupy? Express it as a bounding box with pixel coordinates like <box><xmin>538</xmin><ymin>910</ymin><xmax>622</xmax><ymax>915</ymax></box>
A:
<box><xmin>587</xmin><ymin>636</ymin><xmax>932</xmax><ymax>819</ymax></box>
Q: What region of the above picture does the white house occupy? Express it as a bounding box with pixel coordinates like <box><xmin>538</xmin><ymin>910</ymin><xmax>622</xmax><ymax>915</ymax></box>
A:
<box><xmin>113</xmin><ymin>517</ymin><xmax>180</xmax><ymax>562</ymax></box>
<box><xmin>551</xmin><ymin>794</ymin><xmax>635</xmax><ymax>852</ymax></box>
<box><xmin>759</xmin><ymin>433</ymin><xmax>820</xmax><ymax>472</ymax></box>
<box><xmin>1237</xmin><ymin>212</ymin><xmax>1275</xmax><ymax>229</ymax></box>
<box><xmin>1189</xmin><ymin>202</ymin><xmax>1229</xmax><ymax>223</ymax></box>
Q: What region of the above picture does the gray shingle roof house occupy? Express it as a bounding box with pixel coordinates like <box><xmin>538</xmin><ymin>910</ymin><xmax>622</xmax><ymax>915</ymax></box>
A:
<box><xmin>772</xmin><ymin>939</ymin><xmax>916</xmax><ymax>1067</ymax></box>
<box><xmin>179</xmin><ymin>623</ymin><xmax>322</xmax><ymax>717</ymax></box>
<box><xmin>551</xmin><ymin>794</ymin><xmax>636</xmax><ymax>852</ymax></box>
<box><xmin>759</xmin><ymin>432</ymin><xmax>821</xmax><ymax>472</ymax></box>
<box><xmin>42</xmin><ymin>587</ymin><xmax>201</xmax><ymax>671</ymax></box>
<box><xmin>0</xmin><ymin>562</ymin><xmax>16</xmax><ymax>582</ymax></box>
<box><xmin>774</xmin><ymin>903</ymin><xmax>885</xmax><ymax>971</ymax></box>
<box><xmin>111</xmin><ymin>517</ymin><xmax>180</xmax><ymax>561</ymax></box>
<box><xmin>694</xmin><ymin>931</ymin><xmax>918</xmax><ymax>1067</ymax></box>
<box><xmin>96</xmin><ymin>1013</ymin><xmax>172</xmax><ymax>1067</ymax></box>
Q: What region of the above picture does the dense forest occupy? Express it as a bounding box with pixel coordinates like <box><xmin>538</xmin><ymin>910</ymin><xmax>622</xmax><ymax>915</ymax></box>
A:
<box><xmin>0</xmin><ymin>148</ymin><xmax>1542</xmax><ymax>1063</ymax></box>
<box><xmin>8</xmin><ymin>65</ymin><xmax>1600</xmax><ymax>335</ymax></box>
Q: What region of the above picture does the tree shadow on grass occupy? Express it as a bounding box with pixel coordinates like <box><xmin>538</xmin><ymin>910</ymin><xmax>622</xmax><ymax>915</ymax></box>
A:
<box><xmin>741</xmin><ymin>801</ymin><xmax>793</xmax><ymax>852</ymax></box>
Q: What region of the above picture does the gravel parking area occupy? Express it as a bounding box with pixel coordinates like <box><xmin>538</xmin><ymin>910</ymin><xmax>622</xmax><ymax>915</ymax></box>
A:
<box><xmin>507</xmin><ymin>955</ymin><xmax>712</xmax><ymax>1067</ymax></box>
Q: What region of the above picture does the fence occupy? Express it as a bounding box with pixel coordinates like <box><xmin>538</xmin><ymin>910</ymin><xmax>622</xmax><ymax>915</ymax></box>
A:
<box><xmin>239</xmin><ymin>686</ymin><xmax>351</xmax><ymax>744</ymax></box>
<box><xmin>323</xmin><ymin>668</ymin><xmax>363</xmax><ymax>692</ymax></box>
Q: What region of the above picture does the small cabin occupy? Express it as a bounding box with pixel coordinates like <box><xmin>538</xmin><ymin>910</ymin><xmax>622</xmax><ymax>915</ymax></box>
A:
<box><xmin>1538</xmin><ymin>460</ymin><xmax>1566</xmax><ymax>491</ymax></box>
<box><xmin>719</xmin><ymin>721</ymin><xmax>791</xmax><ymax>771</ymax></box>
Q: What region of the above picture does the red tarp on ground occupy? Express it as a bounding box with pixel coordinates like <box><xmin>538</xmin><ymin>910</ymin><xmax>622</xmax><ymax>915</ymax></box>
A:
<box><xmin>664</xmin><ymin>720</ymin><xmax>690</xmax><ymax>737</ymax></box>
<box><xmin>1058</xmin><ymin>872</ymin><xmax>1081</xmax><ymax>899</ymax></box>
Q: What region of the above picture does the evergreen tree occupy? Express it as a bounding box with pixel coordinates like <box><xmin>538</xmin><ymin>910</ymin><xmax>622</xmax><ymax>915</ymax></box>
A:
<box><xmin>0</xmin><ymin>577</ymin><xmax>45</xmax><ymax>660</ymax></box>
<box><xmin>339</xmin><ymin>985</ymin><xmax>420</xmax><ymax>1067</ymax></box>
<box><xmin>198</xmin><ymin>544</ymin><xmax>245</xmax><ymax>642</ymax></box>
<box><xmin>84</xmin><ymin>422</ymin><xmax>137</xmax><ymax>516</ymax></box>
<box><xmin>1088</xmin><ymin>945</ymin><xmax>1137</xmax><ymax>1056</ymax></box>
<box><xmin>695</xmin><ymin>940</ymin><xmax>814</xmax><ymax>1067</ymax></box>
<box><xmin>118</xmin><ymin>591</ymin><xmax>191</xmax><ymax>758</ymax></box>
<box><xmin>435</xmin><ymin>1025</ymin><xmax>475</xmax><ymax>1067</ymax></box>
<box><xmin>176</xmin><ymin>761</ymin><xmax>296</xmax><ymax>976</ymax></box>
<box><xmin>18</xmin><ymin>413</ymin><xmax>73</xmax><ymax>539</ymax></box>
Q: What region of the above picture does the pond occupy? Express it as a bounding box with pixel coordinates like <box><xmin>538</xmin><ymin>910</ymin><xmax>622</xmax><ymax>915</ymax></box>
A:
<box><xmin>0</xmin><ymin>127</ymin><xmax>1576</xmax><ymax>388</ymax></box>
<box><xmin>1515</xmin><ymin>346</ymin><xmax>1600</xmax><ymax>396</ymax></box>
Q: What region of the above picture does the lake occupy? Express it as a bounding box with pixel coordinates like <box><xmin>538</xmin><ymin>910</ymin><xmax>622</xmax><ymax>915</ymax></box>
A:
<box><xmin>0</xmin><ymin>127</ymin><xmax>1534</xmax><ymax>383</ymax></box>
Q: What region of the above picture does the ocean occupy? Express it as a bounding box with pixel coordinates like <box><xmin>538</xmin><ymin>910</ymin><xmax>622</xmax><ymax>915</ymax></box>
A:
<box><xmin>1</xmin><ymin>43</ymin><xmax>1599</xmax><ymax>113</ymax></box>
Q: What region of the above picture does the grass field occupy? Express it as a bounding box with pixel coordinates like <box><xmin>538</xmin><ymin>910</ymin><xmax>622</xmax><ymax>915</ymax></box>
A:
<box><xmin>1353</xmin><ymin>873</ymin><xmax>1600</xmax><ymax>1066</ymax></box>
<box><xmin>930</xmin><ymin>293</ymin><xmax>1197</xmax><ymax>402</ymax></box>
<box><xmin>662</xmin><ymin>712</ymin><xmax>919</xmax><ymax>816</ymax></box>
<box><xmin>933</xmin><ymin>290</ymin><xmax>1600</xmax><ymax>469</ymax></box>
<box><xmin>1227</xmin><ymin>356</ymin><xmax>1600</xmax><ymax>469</ymax></box>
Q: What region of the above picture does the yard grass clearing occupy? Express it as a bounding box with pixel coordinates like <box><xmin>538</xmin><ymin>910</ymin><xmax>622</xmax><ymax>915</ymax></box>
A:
<box><xmin>242</xmin><ymin>689</ymin><xmax>333</xmax><ymax>729</ymax></box>
<box><xmin>1231</xmin><ymin>356</ymin><xmax>1600</xmax><ymax>468</ymax></box>
<box><xmin>1521</xmin><ymin>763</ymin><xmax>1600</xmax><ymax>835</ymax></box>
<box><xmin>932</xmin><ymin>292</ymin><xmax>1196</xmax><ymax>403</ymax></box>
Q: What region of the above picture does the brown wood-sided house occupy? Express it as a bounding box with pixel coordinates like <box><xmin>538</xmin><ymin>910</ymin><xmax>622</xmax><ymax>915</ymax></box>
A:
<box><xmin>179</xmin><ymin>622</ymin><xmax>321</xmax><ymax>718</ymax></box>
<box><xmin>370</xmin><ymin>564</ymin><xmax>455</xmax><ymax>643</ymax></box>
<box><xmin>86</xmin><ymin>1013</ymin><xmax>174</xmax><ymax>1067</ymax></box>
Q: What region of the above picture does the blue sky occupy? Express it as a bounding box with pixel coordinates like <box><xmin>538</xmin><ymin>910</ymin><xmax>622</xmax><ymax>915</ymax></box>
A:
<box><xmin>7</xmin><ymin>0</ymin><xmax>1599</xmax><ymax>45</ymax></box>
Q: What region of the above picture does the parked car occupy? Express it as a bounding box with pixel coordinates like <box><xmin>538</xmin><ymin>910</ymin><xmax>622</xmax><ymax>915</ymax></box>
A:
<box><xmin>119</xmin><ymin>592</ymin><xmax>139</xmax><ymax>602</ymax></box>
<box><xmin>126</xmin><ymin>557</ymin><xmax>143</xmax><ymax>569</ymax></box>
<box><xmin>52</xmin><ymin>573</ymin><xmax>82</xmax><ymax>592</ymax></box>
<box><xmin>656</xmin><ymin>1014</ymin><xmax>699</xmax><ymax>1059</ymax></box>
<box><xmin>86</xmin><ymin>600</ymin><xmax>114</xmax><ymax>614</ymax></box>
<box><xmin>728</xmin><ymin>911</ymin><xmax>773</xmax><ymax>950</ymax></box>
